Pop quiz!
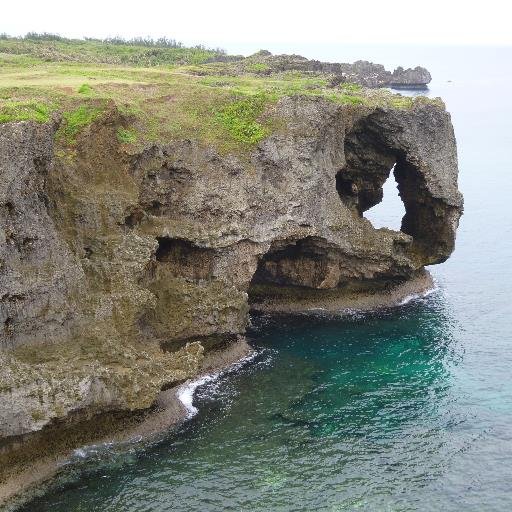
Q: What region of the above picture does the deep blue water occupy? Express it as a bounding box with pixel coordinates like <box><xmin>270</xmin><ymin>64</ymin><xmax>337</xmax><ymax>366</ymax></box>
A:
<box><xmin>21</xmin><ymin>46</ymin><xmax>512</xmax><ymax>511</ymax></box>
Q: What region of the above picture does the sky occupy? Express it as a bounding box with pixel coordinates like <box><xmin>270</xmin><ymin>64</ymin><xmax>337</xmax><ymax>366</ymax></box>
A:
<box><xmin>3</xmin><ymin>0</ymin><xmax>511</xmax><ymax>52</ymax></box>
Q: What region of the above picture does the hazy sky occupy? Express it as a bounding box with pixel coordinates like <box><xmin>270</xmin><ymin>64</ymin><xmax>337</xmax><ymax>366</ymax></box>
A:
<box><xmin>3</xmin><ymin>0</ymin><xmax>511</xmax><ymax>49</ymax></box>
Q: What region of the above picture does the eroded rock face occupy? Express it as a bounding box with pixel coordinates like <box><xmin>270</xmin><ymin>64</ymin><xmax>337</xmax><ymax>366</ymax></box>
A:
<box><xmin>0</xmin><ymin>96</ymin><xmax>462</xmax><ymax>442</ymax></box>
<box><xmin>0</xmin><ymin>121</ymin><xmax>84</xmax><ymax>349</ymax></box>
<box><xmin>0</xmin><ymin>337</ymin><xmax>203</xmax><ymax>439</ymax></box>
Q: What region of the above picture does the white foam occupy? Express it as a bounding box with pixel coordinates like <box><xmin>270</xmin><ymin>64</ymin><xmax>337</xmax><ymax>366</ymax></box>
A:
<box><xmin>73</xmin><ymin>448</ymin><xmax>87</xmax><ymax>458</ymax></box>
<box><xmin>176</xmin><ymin>350</ymin><xmax>258</xmax><ymax>419</ymax></box>
<box><xmin>66</xmin><ymin>351</ymin><xmax>258</xmax><ymax>463</ymax></box>
<box><xmin>398</xmin><ymin>281</ymin><xmax>439</xmax><ymax>306</ymax></box>
<box><xmin>176</xmin><ymin>373</ymin><xmax>218</xmax><ymax>418</ymax></box>
<box><xmin>69</xmin><ymin>441</ymin><xmax>116</xmax><ymax>462</ymax></box>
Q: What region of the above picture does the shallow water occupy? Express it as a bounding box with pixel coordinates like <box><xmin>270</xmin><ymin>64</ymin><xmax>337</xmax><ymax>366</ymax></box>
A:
<box><xmin>21</xmin><ymin>46</ymin><xmax>512</xmax><ymax>511</ymax></box>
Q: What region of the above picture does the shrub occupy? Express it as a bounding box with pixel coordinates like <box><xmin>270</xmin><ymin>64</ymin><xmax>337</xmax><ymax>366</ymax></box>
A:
<box><xmin>78</xmin><ymin>83</ymin><xmax>93</xmax><ymax>94</ymax></box>
<box><xmin>25</xmin><ymin>32</ymin><xmax>65</xmax><ymax>41</ymax></box>
<box><xmin>30</xmin><ymin>409</ymin><xmax>46</xmax><ymax>422</ymax></box>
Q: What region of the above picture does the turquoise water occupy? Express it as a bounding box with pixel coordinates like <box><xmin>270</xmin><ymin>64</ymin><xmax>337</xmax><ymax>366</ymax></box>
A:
<box><xmin>21</xmin><ymin>46</ymin><xmax>512</xmax><ymax>511</ymax></box>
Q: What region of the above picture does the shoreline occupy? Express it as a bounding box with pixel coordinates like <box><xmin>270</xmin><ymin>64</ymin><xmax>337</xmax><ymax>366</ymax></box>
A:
<box><xmin>0</xmin><ymin>272</ymin><xmax>436</xmax><ymax>510</ymax></box>
<box><xmin>249</xmin><ymin>270</ymin><xmax>435</xmax><ymax>314</ymax></box>
<box><xmin>0</xmin><ymin>338</ymin><xmax>254</xmax><ymax>511</ymax></box>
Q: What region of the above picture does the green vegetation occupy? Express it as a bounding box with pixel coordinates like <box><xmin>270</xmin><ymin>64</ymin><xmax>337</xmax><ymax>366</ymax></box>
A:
<box><xmin>60</xmin><ymin>104</ymin><xmax>105</xmax><ymax>142</ymax></box>
<box><xmin>246</xmin><ymin>62</ymin><xmax>271</xmax><ymax>73</ymax></box>
<box><xmin>0</xmin><ymin>33</ymin><xmax>226</xmax><ymax>66</ymax></box>
<box><xmin>30</xmin><ymin>409</ymin><xmax>46</xmax><ymax>422</ymax></box>
<box><xmin>0</xmin><ymin>34</ymin><xmax>440</xmax><ymax>152</ymax></box>
<box><xmin>216</xmin><ymin>94</ymin><xmax>268</xmax><ymax>144</ymax></box>
<box><xmin>0</xmin><ymin>100</ymin><xmax>53</xmax><ymax>123</ymax></box>
<box><xmin>340</xmin><ymin>83</ymin><xmax>363</xmax><ymax>93</ymax></box>
<box><xmin>117</xmin><ymin>127</ymin><xmax>137</xmax><ymax>144</ymax></box>
<box><xmin>78</xmin><ymin>83</ymin><xmax>93</xmax><ymax>94</ymax></box>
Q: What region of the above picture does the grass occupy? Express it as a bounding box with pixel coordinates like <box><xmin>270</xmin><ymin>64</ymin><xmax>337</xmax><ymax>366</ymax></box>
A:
<box><xmin>216</xmin><ymin>94</ymin><xmax>268</xmax><ymax>144</ymax></box>
<box><xmin>0</xmin><ymin>38</ymin><xmax>442</xmax><ymax>153</ymax></box>
<box><xmin>117</xmin><ymin>127</ymin><xmax>137</xmax><ymax>144</ymax></box>
<box><xmin>246</xmin><ymin>62</ymin><xmax>271</xmax><ymax>73</ymax></box>
<box><xmin>0</xmin><ymin>100</ymin><xmax>53</xmax><ymax>123</ymax></box>
<box><xmin>340</xmin><ymin>83</ymin><xmax>363</xmax><ymax>94</ymax></box>
<box><xmin>60</xmin><ymin>104</ymin><xmax>105</xmax><ymax>142</ymax></box>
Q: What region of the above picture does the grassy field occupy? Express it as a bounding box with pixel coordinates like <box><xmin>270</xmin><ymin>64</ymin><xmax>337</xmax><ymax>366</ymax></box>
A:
<box><xmin>0</xmin><ymin>35</ymin><xmax>438</xmax><ymax>153</ymax></box>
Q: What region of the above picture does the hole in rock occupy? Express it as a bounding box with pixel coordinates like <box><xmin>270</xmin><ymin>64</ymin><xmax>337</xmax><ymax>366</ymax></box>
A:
<box><xmin>363</xmin><ymin>167</ymin><xmax>406</xmax><ymax>231</ymax></box>
<box><xmin>155</xmin><ymin>237</ymin><xmax>214</xmax><ymax>280</ymax></box>
<box><xmin>148</xmin><ymin>201</ymin><xmax>162</xmax><ymax>216</ymax></box>
<box><xmin>4</xmin><ymin>317</ymin><xmax>13</xmax><ymax>334</ymax></box>
<box><xmin>337</xmin><ymin>124</ymin><xmax>411</xmax><ymax>234</ymax></box>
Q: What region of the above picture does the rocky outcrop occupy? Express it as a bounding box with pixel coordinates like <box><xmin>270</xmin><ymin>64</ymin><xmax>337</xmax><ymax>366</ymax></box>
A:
<box><xmin>0</xmin><ymin>95</ymin><xmax>462</xmax><ymax>458</ymax></box>
<box><xmin>339</xmin><ymin>61</ymin><xmax>431</xmax><ymax>88</ymax></box>
<box><xmin>390</xmin><ymin>66</ymin><xmax>432</xmax><ymax>88</ymax></box>
<box><xmin>220</xmin><ymin>51</ymin><xmax>432</xmax><ymax>88</ymax></box>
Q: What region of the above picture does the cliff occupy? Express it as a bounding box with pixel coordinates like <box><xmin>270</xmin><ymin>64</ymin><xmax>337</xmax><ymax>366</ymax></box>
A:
<box><xmin>0</xmin><ymin>46</ymin><xmax>461</xmax><ymax>492</ymax></box>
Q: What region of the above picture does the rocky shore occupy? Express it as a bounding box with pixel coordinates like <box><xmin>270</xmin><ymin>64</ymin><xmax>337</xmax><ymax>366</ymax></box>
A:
<box><xmin>250</xmin><ymin>269</ymin><xmax>436</xmax><ymax>314</ymax></box>
<box><xmin>0</xmin><ymin>49</ymin><xmax>462</xmax><ymax>506</ymax></box>
<box><xmin>0</xmin><ymin>338</ymin><xmax>253</xmax><ymax>509</ymax></box>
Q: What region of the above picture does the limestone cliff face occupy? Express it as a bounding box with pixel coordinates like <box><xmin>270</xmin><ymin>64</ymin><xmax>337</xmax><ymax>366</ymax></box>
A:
<box><xmin>0</xmin><ymin>120</ymin><xmax>84</xmax><ymax>348</ymax></box>
<box><xmin>0</xmin><ymin>96</ymin><xmax>462</xmax><ymax>443</ymax></box>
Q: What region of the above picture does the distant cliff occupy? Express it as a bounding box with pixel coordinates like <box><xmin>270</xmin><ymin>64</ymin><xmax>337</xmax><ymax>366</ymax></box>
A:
<box><xmin>207</xmin><ymin>50</ymin><xmax>432</xmax><ymax>88</ymax></box>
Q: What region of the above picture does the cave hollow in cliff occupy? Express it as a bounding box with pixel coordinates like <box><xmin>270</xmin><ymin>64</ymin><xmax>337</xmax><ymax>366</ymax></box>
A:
<box><xmin>154</xmin><ymin>237</ymin><xmax>214</xmax><ymax>281</ymax></box>
<box><xmin>249</xmin><ymin>236</ymin><xmax>342</xmax><ymax>294</ymax></box>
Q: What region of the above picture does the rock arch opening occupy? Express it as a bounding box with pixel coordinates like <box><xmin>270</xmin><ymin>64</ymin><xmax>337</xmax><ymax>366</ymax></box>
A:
<box><xmin>363</xmin><ymin>166</ymin><xmax>406</xmax><ymax>231</ymax></box>
<box><xmin>337</xmin><ymin>115</ymin><xmax>459</xmax><ymax>265</ymax></box>
<box><xmin>336</xmin><ymin>126</ymin><xmax>408</xmax><ymax>234</ymax></box>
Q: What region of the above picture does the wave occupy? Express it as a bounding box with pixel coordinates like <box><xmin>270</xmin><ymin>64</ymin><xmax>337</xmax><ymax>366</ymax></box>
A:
<box><xmin>176</xmin><ymin>350</ymin><xmax>259</xmax><ymax>419</ymax></box>
<box><xmin>68</xmin><ymin>351</ymin><xmax>260</xmax><ymax>463</ymax></box>
<box><xmin>398</xmin><ymin>280</ymin><xmax>439</xmax><ymax>306</ymax></box>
